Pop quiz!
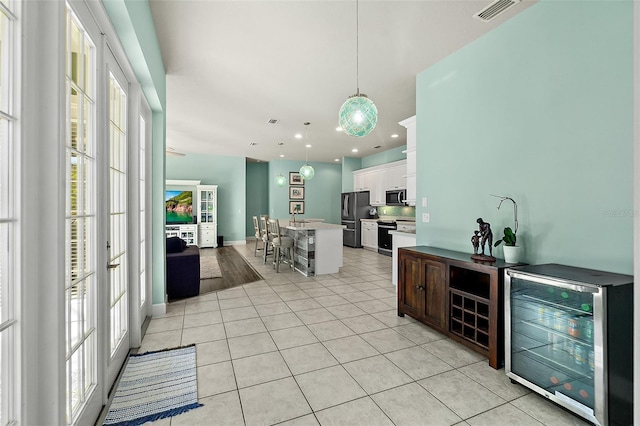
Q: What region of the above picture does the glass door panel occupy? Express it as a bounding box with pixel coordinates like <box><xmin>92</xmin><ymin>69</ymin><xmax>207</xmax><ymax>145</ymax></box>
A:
<box><xmin>106</xmin><ymin>56</ymin><xmax>129</xmax><ymax>387</ymax></box>
<box><xmin>510</xmin><ymin>277</ymin><xmax>595</xmax><ymax>412</ymax></box>
<box><xmin>64</xmin><ymin>6</ymin><xmax>98</xmax><ymax>423</ymax></box>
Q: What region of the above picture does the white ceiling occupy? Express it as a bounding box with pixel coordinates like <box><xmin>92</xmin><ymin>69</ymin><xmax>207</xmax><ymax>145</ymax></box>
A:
<box><xmin>150</xmin><ymin>0</ymin><xmax>535</xmax><ymax>163</ymax></box>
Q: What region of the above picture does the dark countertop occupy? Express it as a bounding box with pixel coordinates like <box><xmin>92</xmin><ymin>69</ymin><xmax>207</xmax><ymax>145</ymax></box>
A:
<box><xmin>399</xmin><ymin>245</ymin><xmax>518</xmax><ymax>269</ymax></box>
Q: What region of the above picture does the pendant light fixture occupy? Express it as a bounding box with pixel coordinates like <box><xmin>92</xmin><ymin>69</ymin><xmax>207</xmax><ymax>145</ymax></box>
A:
<box><xmin>274</xmin><ymin>173</ymin><xmax>287</xmax><ymax>187</ymax></box>
<box><xmin>299</xmin><ymin>122</ymin><xmax>315</xmax><ymax>180</ymax></box>
<box><xmin>338</xmin><ymin>0</ymin><xmax>377</xmax><ymax>138</ymax></box>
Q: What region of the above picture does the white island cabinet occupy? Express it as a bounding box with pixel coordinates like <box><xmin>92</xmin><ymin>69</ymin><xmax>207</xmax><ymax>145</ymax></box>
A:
<box><xmin>390</xmin><ymin>229</ymin><xmax>416</xmax><ymax>286</ymax></box>
<box><xmin>280</xmin><ymin>221</ymin><xmax>345</xmax><ymax>276</ymax></box>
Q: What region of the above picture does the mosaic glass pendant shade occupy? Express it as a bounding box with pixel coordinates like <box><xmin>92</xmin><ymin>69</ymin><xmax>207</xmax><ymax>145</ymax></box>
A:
<box><xmin>299</xmin><ymin>164</ymin><xmax>315</xmax><ymax>180</ymax></box>
<box><xmin>338</xmin><ymin>93</ymin><xmax>377</xmax><ymax>137</ymax></box>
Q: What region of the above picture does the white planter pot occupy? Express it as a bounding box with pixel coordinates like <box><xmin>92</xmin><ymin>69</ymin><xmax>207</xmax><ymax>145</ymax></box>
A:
<box><xmin>503</xmin><ymin>245</ymin><xmax>523</xmax><ymax>264</ymax></box>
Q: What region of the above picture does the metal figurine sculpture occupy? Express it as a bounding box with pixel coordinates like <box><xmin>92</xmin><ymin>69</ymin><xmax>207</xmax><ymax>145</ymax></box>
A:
<box><xmin>471</xmin><ymin>218</ymin><xmax>496</xmax><ymax>262</ymax></box>
<box><xmin>471</xmin><ymin>231</ymin><xmax>480</xmax><ymax>255</ymax></box>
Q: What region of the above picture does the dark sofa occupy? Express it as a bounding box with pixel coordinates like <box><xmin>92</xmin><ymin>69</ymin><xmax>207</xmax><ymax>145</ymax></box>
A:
<box><xmin>166</xmin><ymin>237</ymin><xmax>200</xmax><ymax>300</ymax></box>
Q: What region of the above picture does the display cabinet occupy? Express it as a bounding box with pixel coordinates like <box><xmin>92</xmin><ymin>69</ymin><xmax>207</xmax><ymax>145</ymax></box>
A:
<box><xmin>196</xmin><ymin>185</ymin><xmax>217</xmax><ymax>248</ymax></box>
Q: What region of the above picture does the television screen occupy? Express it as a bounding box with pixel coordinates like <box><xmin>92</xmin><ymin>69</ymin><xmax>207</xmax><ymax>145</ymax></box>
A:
<box><xmin>166</xmin><ymin>190</ymin><xmax>193</xmax><ymax>224</ymax></box>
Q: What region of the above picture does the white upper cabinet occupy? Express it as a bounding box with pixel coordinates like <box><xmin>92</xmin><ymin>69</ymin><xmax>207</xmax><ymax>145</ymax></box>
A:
<box><xmin>399</xmin><ymin>116</ymin><xmax>417</xmax><ymax>206</ymax></box>
<box><xmin>353</xmin><ymin>159</ymin><xmax>407</xmax><ymax>206</ymax></box>
<box><xmin>384</xmin><ymin>163</ymin><xmax>406</xmax><ymax>191</ymax></box>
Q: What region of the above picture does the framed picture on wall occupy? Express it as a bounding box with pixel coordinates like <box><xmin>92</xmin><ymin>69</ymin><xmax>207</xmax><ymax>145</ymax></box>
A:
<box><xmin>289</xmin><ymin>186</ymin><xmax>304</xmax><ymax>200</ymax></box>
<box><xmin>289</xmin><ymin>201</ymin><xmax>305</xmax><ymax>214</ymax></box>
<box><xmin>289</xmin><ymin>172</ymin><xmax>303</xmax><ymax>186</ymax></box>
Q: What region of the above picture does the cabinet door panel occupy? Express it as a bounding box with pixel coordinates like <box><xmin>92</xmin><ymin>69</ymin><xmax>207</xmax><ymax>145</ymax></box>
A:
<box><xmin>423</xmin><ymin>259</ymin><xmax>447</xmax><ymax>331</ymax></box>
<box><xmin>399</xmin><ymin>253</ymin><xmax>423</xmax><ymax>317</ymax></box>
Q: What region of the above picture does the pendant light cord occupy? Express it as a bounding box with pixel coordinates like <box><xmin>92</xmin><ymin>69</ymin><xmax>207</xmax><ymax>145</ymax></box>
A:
<box><xmin>356</xmin><ymin>0</ymin><xmax>360</xmax><ymax>95</ymax></box>
<box><xmin>305</xmin><ymin>123</ymin><xmax>310</xmax><ymax>164</ymax></box>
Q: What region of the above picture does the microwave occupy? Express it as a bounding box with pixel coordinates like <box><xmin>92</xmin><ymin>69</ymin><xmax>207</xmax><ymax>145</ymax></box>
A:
<box><xmin>385</xmin><ymin>189</ymin><xmax>406</xmax><ymax>206</ymax></box>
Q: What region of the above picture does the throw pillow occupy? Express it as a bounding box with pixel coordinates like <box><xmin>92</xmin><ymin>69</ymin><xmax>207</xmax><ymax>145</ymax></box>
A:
<box><xmin>166</xmin><ymin>236</ymin><xmax>185</xmax><ymax>253</ymax></box>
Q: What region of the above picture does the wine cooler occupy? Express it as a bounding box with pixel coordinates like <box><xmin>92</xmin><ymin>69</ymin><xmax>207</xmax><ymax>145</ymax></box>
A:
<box><xmin>505</xmin><ymin>264</ymin><xmax>633</xmax><ymax>426</ymax></box>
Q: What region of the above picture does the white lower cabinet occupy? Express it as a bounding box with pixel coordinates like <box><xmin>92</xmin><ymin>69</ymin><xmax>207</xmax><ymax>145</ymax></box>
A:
<box><xmin>199</xmin><ymin>223</ymin><xmax>217</xmax><ymax>248</ymax></box>
<box><xmin>165</xmin><ymin>224</ymin><xmax>198</xmax><ymax>246</ymax></box>
<box><xmin>361</xmin><ymin>221</ymin><xmax>378</xmax><ymax>251</ymax></box>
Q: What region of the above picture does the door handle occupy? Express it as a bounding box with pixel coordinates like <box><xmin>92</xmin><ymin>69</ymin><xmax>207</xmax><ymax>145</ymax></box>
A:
<box><xmin>107</xmin><ymin>263</ymin><xmax>120</xmax><ymax>269</ymax></box>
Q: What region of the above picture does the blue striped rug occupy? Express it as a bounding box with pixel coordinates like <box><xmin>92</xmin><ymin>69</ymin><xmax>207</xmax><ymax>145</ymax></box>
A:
<box><xmin>104</xmin><ymin>344</ymin><xmax>202</xmax><ymax>426</ymax></box>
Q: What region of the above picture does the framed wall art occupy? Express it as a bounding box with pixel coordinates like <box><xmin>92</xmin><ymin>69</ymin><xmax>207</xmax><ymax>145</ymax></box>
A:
<box><xmin>289</xmin><ymin>172</ymin><xmax>303</xmax><ymax>186</ymax></box>
<box><xmin>289</xmin><ymin>186</ymin><xmax>304</xmax><ymax>200</ymax></box>
<box><xmin>289</xmin><ymin>201</ymin><xmax>305</xmax><ymax>214</ymax></box>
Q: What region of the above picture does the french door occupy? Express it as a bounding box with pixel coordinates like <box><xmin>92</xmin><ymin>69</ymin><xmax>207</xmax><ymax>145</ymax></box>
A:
<box><xmin>105</xmin><ymin>49</ymin><xmax>130</xmax><ymax>388</ymax></box>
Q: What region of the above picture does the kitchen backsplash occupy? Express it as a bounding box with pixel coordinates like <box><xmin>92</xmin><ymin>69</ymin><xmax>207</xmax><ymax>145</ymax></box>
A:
<box><xmin>376</xmin><ymin>206</ymin><xmax>415</xmax><ymax>218</ymax></box>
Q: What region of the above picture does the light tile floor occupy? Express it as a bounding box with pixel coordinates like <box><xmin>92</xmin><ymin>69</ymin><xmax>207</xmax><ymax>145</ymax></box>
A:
<box><xmin>142</xmin><ymin>244</ymin><xmax>590</xmax><ymax>426</ymax></box>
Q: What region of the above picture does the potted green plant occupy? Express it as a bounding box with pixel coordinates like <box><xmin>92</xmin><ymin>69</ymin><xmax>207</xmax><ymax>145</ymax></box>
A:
<box><xmin>492</xmin><ymin>195</ymin><xmax>522</xmax><ymax>263</ymax></box>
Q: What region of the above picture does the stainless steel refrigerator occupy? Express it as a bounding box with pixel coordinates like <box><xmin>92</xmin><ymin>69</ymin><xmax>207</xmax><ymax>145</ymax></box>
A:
<box><xmin>341</xmin><ymin>191</ymin><xmax>370</xmax><ymax>248</ymax></box>
<box><xmin>505</xmin><ymin>264</ymin><xmax>633</xmax><ymax>426</ymax></box>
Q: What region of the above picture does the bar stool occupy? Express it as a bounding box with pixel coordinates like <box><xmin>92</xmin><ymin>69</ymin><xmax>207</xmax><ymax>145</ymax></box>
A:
<box><xmin>267</xmin><ymin>219</ymin><xmax>294</xmax><ymax>272</ymax></box>
<box><xmin>252</xmin><ymin>215</ymin><xmax>263</xmax><ymax>257</ymax></box>
<box><xmin>260</xmin><ymin>215</ymin><xmax>272</xmax><ymax>264</ymax></box>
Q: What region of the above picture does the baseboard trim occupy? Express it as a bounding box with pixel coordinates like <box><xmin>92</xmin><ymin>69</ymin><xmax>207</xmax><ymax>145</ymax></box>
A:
<box><xmin>151</xmin><ymin>303</ymin><xmax>166</xmax><ymax>317</ymax></box>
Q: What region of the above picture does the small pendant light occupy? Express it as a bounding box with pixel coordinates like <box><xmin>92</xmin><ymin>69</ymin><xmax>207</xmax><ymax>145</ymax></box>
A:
<box><xmin>274</xmin><ymin>173</ymin><xmax>287</xmax><ymax>186</ymax></box>
<box><xmin>299</xmin><ymin>122</ymin><xmax>315</xmax><ymax>180</ymax></box>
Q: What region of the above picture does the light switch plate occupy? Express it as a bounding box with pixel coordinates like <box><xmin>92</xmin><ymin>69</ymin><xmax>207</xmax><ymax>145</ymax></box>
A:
<box><xmin>422</xmin><ymin>213</ymin><xmax>430</xmax><ymax>223</ymax></box>
<box><xmin>422</xmin><ymin>197</ymin><xmax>427</xmax><ymax>207</ymax></box>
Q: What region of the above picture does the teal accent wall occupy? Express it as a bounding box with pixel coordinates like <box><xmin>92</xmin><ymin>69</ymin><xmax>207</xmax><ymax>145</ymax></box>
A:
<box><xmin>103</xmin><ymin>0</ymin><xmax>167</xmax><ymax>304</ymax></box>
<box><xmin>246</xmin><ymin>161</ymin><xmax>269</xmax><ymax>236</ymax></box>
<box><xmin>167</xmin><ymin>155</ymin><xmax>247</xmax><ymax>243</ymax></box>
<box><xmin>415</xmin><ymin>0</ymin><xmax>633</xmax><ymax>274</ymax></box>
<box><xmin>341</xmin><ymin>157</ymin><xmax>361</xmax><ymax>193</ymax></box>
<box><xmin>268</xmin><ymin>160</ymin><xmax>342</xmax><ymax>224</ymax></box>
<box><xmin>102</xmin><ymin>0</ymin><xmax>165</xmax><ymax>110</ymax></box>
<box><xmin>361</xmin><ymin>145</ymin><xmax>406</xmax><ymax>168</ymax></box>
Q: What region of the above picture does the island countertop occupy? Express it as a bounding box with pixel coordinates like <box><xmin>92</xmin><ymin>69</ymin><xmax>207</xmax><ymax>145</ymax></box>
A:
<box><xmin>279</xmin><ymin>220</ymin><xmax>345</xmax><ymax>231</ymax></box>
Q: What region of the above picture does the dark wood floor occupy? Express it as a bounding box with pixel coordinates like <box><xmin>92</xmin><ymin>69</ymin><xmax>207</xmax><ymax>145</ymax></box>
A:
<box><xmin>199</xmin><ymin>246</ymin><xmax>263</xmax><ymax>294</ymax></box>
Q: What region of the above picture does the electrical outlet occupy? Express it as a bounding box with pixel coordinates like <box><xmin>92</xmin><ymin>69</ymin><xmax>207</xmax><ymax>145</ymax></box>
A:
<box><xmin>422</xmin><ymin>197</ymin><xmax>427</xmax><ymax>207</ymax></box>
<box><xmin>422</xmin><ymin>213</ymin><xmax>430</xmax><ymax>223</ymax></box>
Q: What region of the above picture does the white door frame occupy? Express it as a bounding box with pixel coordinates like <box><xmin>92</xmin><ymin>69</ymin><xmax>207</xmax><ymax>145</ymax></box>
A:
<box><xmin>103</xmin><ymin>45</ymin><xmax>131</xmax><ymax>390</ymax></box>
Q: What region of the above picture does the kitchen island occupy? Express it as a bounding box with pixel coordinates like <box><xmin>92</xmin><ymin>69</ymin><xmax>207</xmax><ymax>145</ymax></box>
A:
<box><xmin>279</xmin><ymin>220</ymin><xmax>345</xmax><ymax>276</ymax></box>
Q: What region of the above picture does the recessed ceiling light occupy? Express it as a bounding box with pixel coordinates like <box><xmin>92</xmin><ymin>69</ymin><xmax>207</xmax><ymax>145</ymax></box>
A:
<box><xmin>352</xmin><ymin>148</ymin><xmax>358</xmax><ymax>153</ymax></box>
<box><xmin>294</xmin><ymin>134</ymin><xmax>302</xmax><ymax>139</ymax></box>
<box><xmin>336</xmin><ymin>126</ymin><xmax>342</xmax><ymax>132</ymax></box>
<box><xmin>391</xmin><ymin>134</ymin><xmax>399</xmax><ymax>138</ymax></box>
<box><xmin>334</xmin><ymin>158</ymin><xmax>340</xmax><ymax>162</ymax></box>
<box><xmin>279</xmin><ymin>154</ymin><xmax>285</xmax><ymax>158</ymax></box>
<box><xmin>305</xmin><ymin>144</ymin><xmax>311</xmax><ymax>148</ymax></box>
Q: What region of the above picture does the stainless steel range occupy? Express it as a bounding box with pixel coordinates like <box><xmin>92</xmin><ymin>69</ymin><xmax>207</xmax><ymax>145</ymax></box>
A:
<box><xmin>377</xmin><ymin>220</ymin><xmax>396</xmax><ymax>256</ymax></box>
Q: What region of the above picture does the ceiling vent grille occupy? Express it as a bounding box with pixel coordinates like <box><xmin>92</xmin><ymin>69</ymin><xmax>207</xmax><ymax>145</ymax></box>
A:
<box><xmin>267</xmin><ymin>119</ymin><xmax>279</xmax><ymax>124</ymax></box>
<box><xmin>473</xmin><ymin>0</ymin><xmax>520</xmax><ymax>22</ymax></box>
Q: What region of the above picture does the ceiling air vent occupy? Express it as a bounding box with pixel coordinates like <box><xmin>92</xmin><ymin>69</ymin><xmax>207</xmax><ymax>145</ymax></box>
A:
<box><xmin>473</xmin><ymin>0</ymin><xmax>520</xmax><ymax>22</ymax></box>
<box><xmin>267</xmin><ymin>119</ymin><xmax>279</xmax><ymax>124</ymax></box>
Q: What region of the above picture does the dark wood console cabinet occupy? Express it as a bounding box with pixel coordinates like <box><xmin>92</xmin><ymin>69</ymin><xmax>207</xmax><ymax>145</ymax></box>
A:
<box><xmin>398</xmin><ymin>246</ymin><xmax>515</xmax><ymax>369</ymax></box>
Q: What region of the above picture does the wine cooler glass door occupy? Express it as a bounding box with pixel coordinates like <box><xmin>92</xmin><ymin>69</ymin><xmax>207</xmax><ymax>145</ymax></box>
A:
<box><xmin>508</xmin><ymin>276</ymin><xmax>601</xmax><ymax>422</ymax></box>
